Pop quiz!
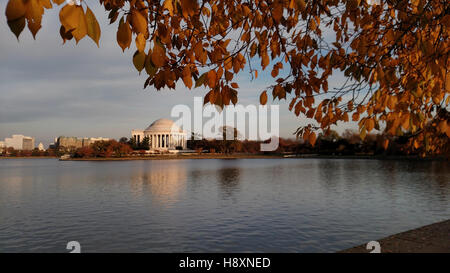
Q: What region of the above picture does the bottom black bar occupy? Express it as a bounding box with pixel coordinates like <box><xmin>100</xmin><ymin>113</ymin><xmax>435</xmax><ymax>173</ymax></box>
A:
<box><xmin>1</xmin><ymin>253</ymin><xmax>446</xmax><ymax>272</ymax></box>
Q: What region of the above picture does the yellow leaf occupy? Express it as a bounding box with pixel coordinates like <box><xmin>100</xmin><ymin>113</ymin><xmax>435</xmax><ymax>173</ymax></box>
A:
<box><xmin>260</xmin><ymin>91</ymin><xmax>268</xmax><ymax>105</ymax></box>
<box><xmin>365</xmin><ymin>118</ymin><xmax>375</xmax><ymax>131</ymax></box>
<box><xmin>135</xmin><ymin>33</ymin><xmax>146</xmax><ymax>52</ymax></box>
<box><xmin>195</xmin><ymin>73</ymin><xmax>207</xmax><ymax>87</ymax></box>
<box><xmin>59</xmin><ymin>4</ymin><xmax>87</xmax><ymax>43</ymax></box>
<box><xmin>59</xmin><ymin>4</ymin><xmax>78</xmax><ymax>31</ymax></box>
<box><xmin>6</xmin><ymin>0</ymin><xmax>26</xmax><ymax>21</ymax></box>
<box><xmin>25</xmin><ymin>0</ymin><xmax>43</xmax><ymax>38</ymax></box>
<box><xmin>163</xmin><ymin>0</ymin><xmax>174</xmax><ymax>16</ymax></box>
<box><xmin>117</xmin><ymin>18</ymin><xmax>131</xmax><ymax>52</ymax></box>
<box><xmin>144</xmin><ymin>54</ymin><xmax>156</xmax><ymax>76</ymax></box>
<box><xmin>133</xmin><ymin>50</ymin><xmax>146</xmax><ymax>73</ymax></box>
<box><xmin>86</xmin><ymin>6</ymin><xmax>101</xmax><ymax>46</ymax></box>
<box><xmin>131</xmin><ymin>10</ymin><xmax>147</xmax><ymax>35</ymax></box>
<box><xmin>360</xmin><ymin>126</ymin><xmax>367</xmax><ymax>140</ymax></box>
<box><xmin>71</xmin><ymin>6</ymin><xmax>87</xmax><ymax>43</ymax></box>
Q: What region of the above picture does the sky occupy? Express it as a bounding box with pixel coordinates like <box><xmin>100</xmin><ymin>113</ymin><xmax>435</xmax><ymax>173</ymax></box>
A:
<box><xmin>0</xmin><ymin>3</ymin><xmax>357</xmax><ymax>147</ymax></box>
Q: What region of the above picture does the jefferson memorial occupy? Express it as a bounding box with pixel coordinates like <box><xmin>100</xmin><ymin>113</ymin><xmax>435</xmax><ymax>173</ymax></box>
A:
<box><xmin>131</xmin><ymin>119</ymin><xmax>187</xmax><ymax>150</ymax></box>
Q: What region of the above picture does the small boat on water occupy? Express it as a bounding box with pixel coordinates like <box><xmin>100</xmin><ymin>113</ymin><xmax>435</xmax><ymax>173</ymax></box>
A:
<box><xmin>60</xmin><ymin>154</ymin><xmax>71</xmax><ymax>160</ymax></box>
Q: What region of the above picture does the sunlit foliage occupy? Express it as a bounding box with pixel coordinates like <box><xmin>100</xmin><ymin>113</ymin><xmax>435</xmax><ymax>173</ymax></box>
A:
<box><xmin>4</xmin><ymin>0</ymin><xmax>449</xmax><ymax>155</ymax></box>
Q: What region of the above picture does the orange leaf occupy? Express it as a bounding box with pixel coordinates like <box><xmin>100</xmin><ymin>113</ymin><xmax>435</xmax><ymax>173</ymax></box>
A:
<box><xmin>260</xmin><ymin>91</ymin><xmax>268</xmax><ymax>105</ymax></box>
<box><xmin>86</xmin><ymin>6</ymin><xmax>101</xmax><ymax>46</ymax></box>
<box><xmin>309</xmin><ymin>132</ymin><xmax>317</xmax><ymax>146</ymax></box>
<box><xmin>6</xmin><ymin>0</ymin><xmax>26</xmax><ymax>21</ymax></box>
<box><xmin>163</xmin><ymin>0</ymin><xmax>174</xmax><ymax>16</ymax></box>
<box><xmin>131</xmin><ymin>10</ymin><xmax>147</xmax><ymax>34</ymax></box>
<box><xmin>151</xmin><ymin>44</ymin><xmax>166</xmax><ymax>68</ymax></box>
<box><xmin>135</xmin><ymin>33</ymin><xmax>146</xmax><ymax>52</ymax></box>
<box><xmin>117</xmin><ymin>18</ymin><xmax>131</xmax><ymax>52</ymax></box>
<box><xmin>207</xmin><ymin>70</ymin><xmax>217</xmax><ymax>88</ymax></box>
<box><xmin>382</xmin><ymin>139</ymin><xmax>389</xmax><ymax>150</ymax></box>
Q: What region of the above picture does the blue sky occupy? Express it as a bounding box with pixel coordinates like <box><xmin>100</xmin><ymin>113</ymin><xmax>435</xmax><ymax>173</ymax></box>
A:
<box><xmin>0</xmin><ymin>3</ymin><xmax>357</xmax><ymax>146</ymax></box>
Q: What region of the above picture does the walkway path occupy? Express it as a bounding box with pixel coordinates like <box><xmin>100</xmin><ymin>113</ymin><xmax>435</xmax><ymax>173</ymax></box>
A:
<box><xmin>340</xmin><ymin>219</ymin><xmax>450</xmax><ymax>253</ymax></box>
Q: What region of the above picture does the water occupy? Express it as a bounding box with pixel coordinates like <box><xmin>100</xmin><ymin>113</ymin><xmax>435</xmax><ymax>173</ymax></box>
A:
<box><xmin>0</xmin><ymin>158</ymin><xmax>448</xmax><ymax>253</ymax></box>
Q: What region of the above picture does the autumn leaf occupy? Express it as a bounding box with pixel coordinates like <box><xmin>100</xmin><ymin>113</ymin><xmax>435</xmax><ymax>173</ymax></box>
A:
<box><xmin>207</xmin><ymin>70</ymin><xmax>217</xmax><ymax>88</ymax></box>
<box><xmin>4</xmin><ymin>0</ymin><xmax>449</xmax><ymax>156</ymax></box>
<box><xmin>117</xmin><ymin>18</ymin><xmax>131</xmax><ymax>52</ymax></box>
<box><xmin>260</xmin><ymin>91</ymin><xmax>268</xmax><ymax>105</ymax></box>
<box><xmin>133</xmin><ymin>50</ymin><xmax>146</xmax><ymax>73</ymax></box>
<box><xmin>7</xmin><ymin>16</ymin><xmax>26</xmax><ymax>39</ymax></box>
<box><xmin>163</xmin><ymin>0</ymin><xmax>174</xmax><ymax>16</ymax></box>
<box><xmin>382</xmin><ymin>139</ymin><xmax>389</xmax><ymax>150</ymax></box>
<box><xmin>135</xmin><ymin>33</ymin><xmax>145</xmax><ymax>52</ymax></box>
<box><xmin>59</xmin><ymin>4</ymin><xmax>87</xmax><ymax>43</ymax></box>
<box><xmin>151</xmin><ymin>43</ymin><xmax>166</xmax><ymax>68</ymax></box>
<box><xmin>5</xmin><ymin>0</ymin><xmax>26</xmax><ymax>21</ymax></box>
<box><xmin>86</xmin><ymin>6</ymin><xmax>101</xmax><ymax>46</ymax></box>
<box><xmin>130</xmin><ymin>10</ymin><xmax>147</xmax><ymax>35</ymax></box>
<box><xmin>182</xmin><ymin>66</ymin><xmax>193</xmax><ymax>89</ymax></box>
<box><xmin>309</xmin><ymin>132</ymin><xmax>317</xmax><ymax>146</ymax></box>
<box><xmin>195</xmin><ymin>73</ymin><xmax>207</xmax><ymax>88</ymax></box>
<box><xmin>181</xmin><ymin>0</ymin><xmax>197</xmax><ymax>18</ymax></box>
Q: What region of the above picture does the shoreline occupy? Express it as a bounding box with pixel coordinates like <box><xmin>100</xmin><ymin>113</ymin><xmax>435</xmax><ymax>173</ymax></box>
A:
<box><xmin>1</xmin><ymin>154</ymin><xmax>447</xmax><ymax>161</ymax></box>
<box><xmin>60</xmin><ymin>154</ymin><xmax>282</xmax><ymax>161</ymax></box>
<box><xmin>339</xmin><ymin>219</ymin><xmax>450</xmax><ymax>253</ymax></box>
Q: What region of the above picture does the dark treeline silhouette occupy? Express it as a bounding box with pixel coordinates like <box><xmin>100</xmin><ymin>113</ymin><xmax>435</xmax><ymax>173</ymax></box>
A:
<box><xmin>2</xmin><ymin>129</ymin><xmax>448</xmax><ymax>159</ymax></box>
<box><xmin>188</xmin><ymin>129</ymin><xmax>449</xmax><ymax>158</ymax></box>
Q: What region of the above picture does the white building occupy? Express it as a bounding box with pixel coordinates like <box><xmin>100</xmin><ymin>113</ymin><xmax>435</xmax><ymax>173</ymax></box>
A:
<box><xmin>132</xmin><ymin>119</ymin><xmax>187</xmax><ymax>150</ymax></box>
<box><xmin>4</xmin><ymin>134</ymin><xmax>35</xmax><ymax>150</ymax></box>
<box><xmin>38</xmin><ymin>142</ymin><xmax>45</xmax><ymax>151</ymax></box>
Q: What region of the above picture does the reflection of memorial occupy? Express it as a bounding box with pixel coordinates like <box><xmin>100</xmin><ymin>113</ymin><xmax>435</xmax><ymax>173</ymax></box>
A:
<box><xmin>131</xmin><ymin>163</ymin><xmax>187</xmax><ymax>204</ymax></box>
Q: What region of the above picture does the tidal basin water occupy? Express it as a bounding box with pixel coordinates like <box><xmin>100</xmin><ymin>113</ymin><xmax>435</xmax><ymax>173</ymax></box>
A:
<box><xmin>0</xmin><ymin>158</ymin><xmax>449</xmax><ymax>252</ymax></box>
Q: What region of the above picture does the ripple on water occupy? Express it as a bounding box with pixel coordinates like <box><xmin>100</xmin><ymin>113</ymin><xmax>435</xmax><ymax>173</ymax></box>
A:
<box><xmin>0</xmin><ymin>158</ymin><xmax>449</xmax><ymax>252</ymax></box>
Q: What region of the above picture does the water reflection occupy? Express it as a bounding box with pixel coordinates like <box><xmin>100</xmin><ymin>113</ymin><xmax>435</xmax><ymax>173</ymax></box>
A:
<box><xmin>0</xmin><ymin>158</ymin><xmax>448</xmax><ymax>252</ymax></box>
<box><xmin>217</xmin><ymin>167</ymin><xmax>241</xmax><ymax>197</ymax></box>
<box><xmin>130</xmin><ymin>162</ymin><xmax>187</xmax><ymax>205</ymax></box>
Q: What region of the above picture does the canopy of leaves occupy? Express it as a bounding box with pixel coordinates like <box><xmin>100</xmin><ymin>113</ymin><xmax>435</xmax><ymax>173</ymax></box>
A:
<box><xmin>4</xmin><ymin>0</ymin><xmax>450</xmax><ymax>155</ymax></box>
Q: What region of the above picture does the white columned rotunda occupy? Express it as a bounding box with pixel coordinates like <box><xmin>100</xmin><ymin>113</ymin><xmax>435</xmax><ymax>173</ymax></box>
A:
<box><xmin>131</xmin><ymin>119</ymin><xmax>187</xmax><ymax>150</ymax></box>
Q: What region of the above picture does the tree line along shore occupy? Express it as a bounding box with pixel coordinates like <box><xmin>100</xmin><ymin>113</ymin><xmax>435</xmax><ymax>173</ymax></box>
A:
<box><xmin>1</xmin><ymin>129</ymin><xmax>449</xmax><ymax>160</ymax></box>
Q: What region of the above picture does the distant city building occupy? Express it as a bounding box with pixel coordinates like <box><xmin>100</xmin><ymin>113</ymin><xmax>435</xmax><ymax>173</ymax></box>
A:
<box><xmin>56</xmin><ymin>136</ymin><xmax>110</xmax><ymax>151</ymax></box>
<box><xmin>0</xmin><ymin>141</ymin><xmax>5</xmax><ymax>152</ymax></box>
<box><xmin>38</xmin><ymin>142</ymin><xmax>45</xmax><ymax>151</ymax></box>
<box><xmin>132</xmin><ymin>119</ymin><xmax>187</xmax><ymax>150</ymax></box>
<box><xmin>3</xmin><ymin>134</ymin><xmax>35</xmax><ymax>150</ymax></box>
